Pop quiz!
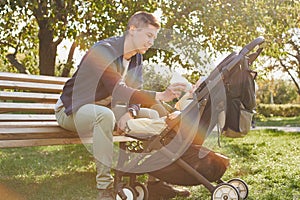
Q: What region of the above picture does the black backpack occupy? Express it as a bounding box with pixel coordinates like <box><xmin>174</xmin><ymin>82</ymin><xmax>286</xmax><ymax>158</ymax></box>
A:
<box><xmin>193</xmin><ymin>46</ymin><xmax>263</xmax><ymax>142</ymax></box>
<box><xmin>221</xmin><ymin>55</ymin><xmax>258</xmax><ymax>138</ymax></box>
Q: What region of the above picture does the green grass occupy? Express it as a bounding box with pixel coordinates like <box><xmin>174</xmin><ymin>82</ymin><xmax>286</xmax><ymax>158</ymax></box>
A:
<box><xmin>0</xmin><ymin>145</ymin><xmax>97</xmax><ymax>200</ymax></box>
<box><xmin>256</xmin><ymin>116</ymin><xmax>300</xmax><ymax>127</ymax></box>
<box><xmin>175</xmin><ymin>129</ymin><xmax>300</xmax><ymax>200</ymax></box>
<box><xmin>0</xmin><ymin>129</ymin><xmax>299</xmax><ymax>200</ymax></box>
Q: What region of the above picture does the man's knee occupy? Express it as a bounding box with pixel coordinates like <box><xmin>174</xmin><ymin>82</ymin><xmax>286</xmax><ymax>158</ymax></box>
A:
<box><xmin>95</xmin><ymin>107</ymin><xmax>115</xmax><ymax>125</ymax></box>
<box><xmin>75</xmin><ymin>104</ymin><xmax>115</xmax><ymax>131</ymax></box>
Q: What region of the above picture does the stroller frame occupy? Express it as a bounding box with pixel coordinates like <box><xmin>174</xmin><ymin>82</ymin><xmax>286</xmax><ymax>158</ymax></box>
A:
<box><xmin>114</xmin><ymin>37</ymin><xmax>265</xmax><ymax>200</ymax></box>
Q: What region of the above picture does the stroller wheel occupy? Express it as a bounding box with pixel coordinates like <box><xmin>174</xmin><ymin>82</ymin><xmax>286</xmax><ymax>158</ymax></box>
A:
<box><xmin>227</xmin><ymin>178</ymin><xmax>249</xmax><ymax>199</ymax></box>
<box><xmin>116</xmin><ymin>186</ymin><xmax>137</xmax><ymax>200</ymax></box>
<box><xmin>132</xmin><ymin>182</ymin><xmax>148</xmax><ymax>200</ymax></box>
<box><xmin>211</xmin><ymin>183</ymin><xmax>240</xmax><ymax>200</ymax></box>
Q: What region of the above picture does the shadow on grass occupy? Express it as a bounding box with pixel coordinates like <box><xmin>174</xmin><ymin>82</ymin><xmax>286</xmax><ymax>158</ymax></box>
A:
<box><xmin>267</xmin><ymin>129</ymin><xmax>300</xmax><ymax>136</ymax></box>
<box><xmin>3</xmin><ymin>171</ymin><xmax>98</xmax><ymax>200</ymax></box>
<box><xmin>222</xmin><ymin>142</ymin><xmax>257</xmax><ymax>159</ymax></box>
<box><xmin>0</xmin><ymin>145</ymin><xmax>94</xmax><ymax>176</ymax></box>
<box><xmin>0</xmin><ymin>145</ymin><xmax>98</xmax><ymax>200</ymax></box>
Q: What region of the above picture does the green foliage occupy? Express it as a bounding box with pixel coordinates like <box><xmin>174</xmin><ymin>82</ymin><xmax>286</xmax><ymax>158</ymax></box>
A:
<box><xmin>159</xmin><ymin>0</ymin><xmax>298</xmax><ymax>53</ymax></box>
<box><xmin>256</xmin><ymin>79</ymin><xmax>299</xmax><ymax>104</ymax></box>
<box><xmin>142</xmin><ymin>63</ymin><xmax>171</xmax><ymax>92</ymax></box>
<box><xmin>0</xmin><ymin>1</ymin><xmax>40</xmax><ymax>73</ymax></box>
<box><xmin>0</xmin><ymin>0</ymin><xmax>159</xmax><ymax>75</ymax></box>
<box><xmin>184</xmin><ymin>71</ymin><xmax>201</xmax><ymax>85</ymax></box>
<box><xmin>160</xmin><ymin>0</ymin><xmax>300</xmax><ymax>93</ymax></box>
<box><xmin>257</xmin><ymin>103</ymin><xmax>300</xmax><ymax>117</ymax></box>
<box><xmin>0</xmin><ymin>0</ymin><xmax>299</xmax><ymax>94</ymax></box>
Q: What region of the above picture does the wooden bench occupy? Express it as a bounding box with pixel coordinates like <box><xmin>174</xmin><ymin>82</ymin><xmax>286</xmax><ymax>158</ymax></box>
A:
<box><xmin>0</xmin><ymin>72</ymin><xmax>135</xmax><ymax>148</ymax></box>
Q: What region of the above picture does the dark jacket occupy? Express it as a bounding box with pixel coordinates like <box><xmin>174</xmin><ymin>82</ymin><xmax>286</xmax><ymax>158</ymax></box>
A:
<box><xmin>60</xmin><ymin>35</ymin><xmax>157</xmax><ymax>115</ymax></box>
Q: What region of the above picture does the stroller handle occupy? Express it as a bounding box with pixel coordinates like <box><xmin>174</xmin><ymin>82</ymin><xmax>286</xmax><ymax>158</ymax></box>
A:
<box><xmin>240</xmin><ymin>36</ymin><xmax>265</xmax><ymax>55</ymax></box>
<box><xmin>219</xmin><ymin>36</ymin><xmax>265</xmax><ymax>73</ymax></box>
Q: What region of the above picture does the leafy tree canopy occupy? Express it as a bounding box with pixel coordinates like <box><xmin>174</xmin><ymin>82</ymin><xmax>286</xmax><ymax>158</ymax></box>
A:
<box><xmin>0</xmin><ymin>0</ymin><xmax>299</xmax><ymax>94</ymax></box>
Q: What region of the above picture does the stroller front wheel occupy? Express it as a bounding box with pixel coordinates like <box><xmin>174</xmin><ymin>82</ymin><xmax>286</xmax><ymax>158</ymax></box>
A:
<box><xmin>116</xmin><ymin>186</ymin><xmax>137</xmax><ymax>200</ymax></box>
<box><xmin>211</xmin><ymin>183</ymin><xmax>240</xmax><ymax>200</ymax></box>
<box><xmin>227</xmin><ymin>178</ymin><xmax>249</xmax><ymax>199</ymax></box>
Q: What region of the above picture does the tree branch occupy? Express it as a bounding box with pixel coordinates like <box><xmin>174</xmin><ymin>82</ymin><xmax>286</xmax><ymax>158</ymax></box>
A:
<box><xmin>61</xmin><ymin>41</ymin><xmax>77</xmax><ymax>77</ymax></box>
<box><xmin>287</xmin><ymin>39</ymin><xmax>300</xmax><ymax>59</ymax></box>
<box><xmin>0</xmin><ymin>41</ymin><xmax>15</xmax><ymax>49</ymax></box>
<box><xmin>53</xmin><ymin>37</ymin><xmax>63</xmax><ymax>47</ymax></box>
<box><xmin>286</xmin><ymin>52</ymin><xmax>298</xmax><ymax>60</ymax></box>
<box><xmin>6</xmin><ymin>54</ymin><xmax>29</xmax><ymax>74</ymax></box>
<box><xmin>280</xmin><ymin>59</ymin><xmax>300</xmax><ymax>95</ymax></box>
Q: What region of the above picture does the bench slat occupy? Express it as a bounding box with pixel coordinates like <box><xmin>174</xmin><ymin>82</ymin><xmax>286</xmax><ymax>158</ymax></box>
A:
<box><xmin>0</xmin><ymin>121</ymin><xmax>59</xmax><ymax>127</ymax></box>
<box><xmin>0</xmin><ymin>138</ymin><xmax>85</xmax><ymax>148</ymax></box>
<box><xmin>0</xmin><ymin>136</ymin><xmax>136</xmax><ymax>148</ymax></box>
<box><xmin>0</xmin><ymin>72</ymin><xmax>68</xmax><ymax>84</ymax></box>
<box><xmin>0</xmin><ymin>80</ymin><xmax>63</xmax><ymax>93</ymax></box>
<box><xmin>0</xmin><ymin>91</ymin><xmax>60</xmax><ymax>103</ymax></box>
<box><xmin>0</xmin><ymin>102</ymin><xmax>55</xmax><ymax>113</ymax></box>
<box><xmin>0</xmin><ymin>114</ymin><xmax>56</xmax><ymax>121</ymax></box>
<box><xmin>0</xmin><ymin>127</ymin><xmax>72</xmax><ymax>134</ymax></box>
<box><xmin>0</xmin><ymin>126</ymin><xmax>124</xmax><ymax>136</ymax></box>
<box><xmin>0</xmin><ymin>126</ymin><xmax>134</xmax><ymax>141</ymax></box>
<box><xmin>0</xmin><ymin>127</ymin><xmax>77</xmax><ymax>140</ymax></box>
<box><xmin>0</xmin><ymin>133</ymin><xmax>77</xmax><ymax>140</ymax></box>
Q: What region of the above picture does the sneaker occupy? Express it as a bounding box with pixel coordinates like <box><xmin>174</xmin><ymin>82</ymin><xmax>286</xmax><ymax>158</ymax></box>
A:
<box><xmin>147</xmin><ymin>181</ymin><xmax>190</xmax><ymax>200</ymax></box>
<box><xmin>97</xmin><ymin>188</ymin><xmax>116</xmax><ymax>200</ymax></box>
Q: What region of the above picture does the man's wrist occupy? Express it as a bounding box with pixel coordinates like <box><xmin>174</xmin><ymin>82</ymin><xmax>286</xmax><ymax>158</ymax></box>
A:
<box><xmin>128</xmin><ymin>108</ymin><xmax>137</xmax><ymax>118</ymax></box>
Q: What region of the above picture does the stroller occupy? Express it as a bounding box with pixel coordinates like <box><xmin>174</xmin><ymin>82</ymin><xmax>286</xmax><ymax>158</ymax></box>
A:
<box><xmin>114</xmin><ymin>37</ymin><xmax>265</xmax><ymax>200</ymax></box>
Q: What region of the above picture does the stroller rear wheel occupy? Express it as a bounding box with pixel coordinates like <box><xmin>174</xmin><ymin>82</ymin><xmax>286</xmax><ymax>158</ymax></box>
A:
<box><xmin>132</xmin><ymin>182</ymin><xmax>148</xmax><ymax>200</ymax></box>
<box><xmin>227</xmin><ymin>178</ymin><xmax>248</xmax><ymax>199</ymax></box>
<box><xmin>116</xmin><ymin>186</ymin><xmax>137</xmax><ymax>200</ymax></box>
<box><xmin>211</xmin><ymin>183</ymin><xmax>240</xmax><ymax>200</ymax></box>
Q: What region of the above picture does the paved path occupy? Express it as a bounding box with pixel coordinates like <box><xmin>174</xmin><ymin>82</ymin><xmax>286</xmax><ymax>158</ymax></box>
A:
<box><xmin>252</xmin><ymin>126</ymin><xmax>300</xmax><ymax>132</ymax></box>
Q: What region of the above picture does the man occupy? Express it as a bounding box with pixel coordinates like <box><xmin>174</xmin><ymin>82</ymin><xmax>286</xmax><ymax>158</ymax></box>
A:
<box><xmin>55</xmin><ymin>11</ymin><xmax>189</xmax><ymax>199</ymax></box>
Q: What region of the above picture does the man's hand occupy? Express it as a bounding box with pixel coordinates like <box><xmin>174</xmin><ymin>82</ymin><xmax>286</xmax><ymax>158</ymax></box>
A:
<box><xmin>156</xmin><ymin>82</ymin><xmax>187</xmax><ymax>102</ymax></box>
<box><xmin>117</xmin><ymin>112</ymin><xmax>134</xmax><ymax>132</ymax></box>
<box><xmin>168</xmin><ymin>110</ymin><xmax>181</xmax><ymax>120</ymax></box>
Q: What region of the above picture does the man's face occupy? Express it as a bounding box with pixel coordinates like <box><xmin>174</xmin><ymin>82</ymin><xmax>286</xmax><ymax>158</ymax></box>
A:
<box><xmin>130</xmin><ymin>24</ymin><xmax>159</xmax><ymax>54</ymax></box>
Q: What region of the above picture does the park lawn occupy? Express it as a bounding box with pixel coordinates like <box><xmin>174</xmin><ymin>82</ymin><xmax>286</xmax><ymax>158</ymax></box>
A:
<box><xmin>175</xmin><ymin>129</ymin><xmax>300</xmax><ymax>200</ymax></box>
<box><xmin>256</xmin><ymin>116</ymin><xmax>300</xmax><ymax>127</ymax></box>
<box><xmin>0</xmin><ymin>129</ymin><xmax>299</xmax><ymax>200</ymax></box>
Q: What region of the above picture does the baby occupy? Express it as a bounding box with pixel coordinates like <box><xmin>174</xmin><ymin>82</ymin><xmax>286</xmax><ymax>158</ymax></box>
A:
<box><xmin>125</xmin><ymin>77</ymin><xmax>205</xmax><ymax>136</ymax></box>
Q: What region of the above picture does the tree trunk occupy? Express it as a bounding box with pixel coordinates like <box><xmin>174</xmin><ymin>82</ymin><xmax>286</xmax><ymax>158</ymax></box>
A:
<box><xmin>38</xmin><ymin>21</ymin><xmax>57</xmax><ymax>76</ymax></box>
